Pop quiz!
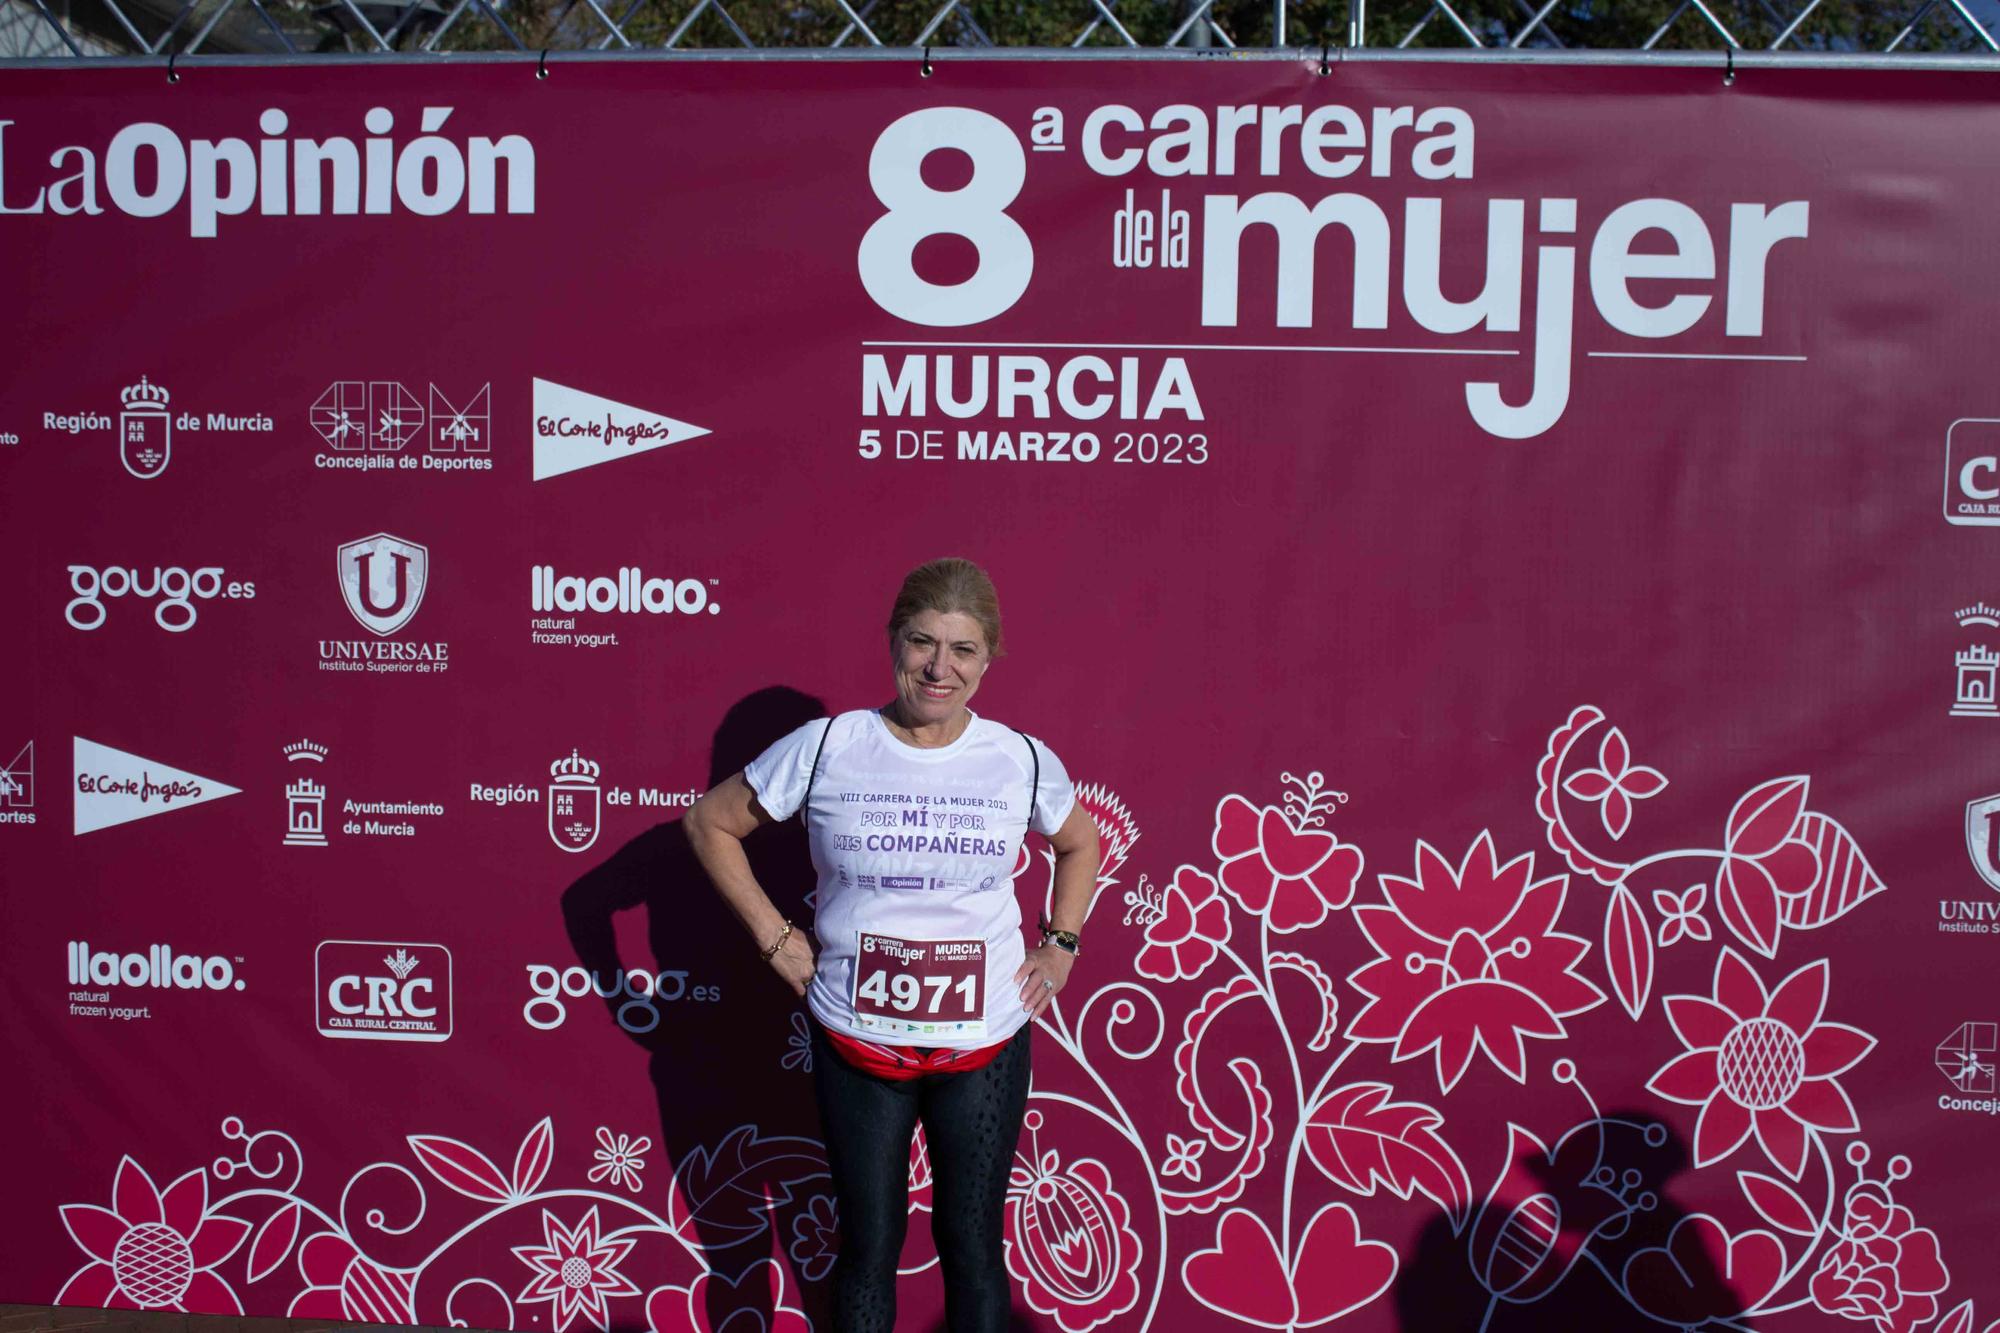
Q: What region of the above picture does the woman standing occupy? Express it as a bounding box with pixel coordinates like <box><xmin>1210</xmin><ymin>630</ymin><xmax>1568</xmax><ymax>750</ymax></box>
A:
<box><xmin>685</xmin><ymin>558</ymin><xmax>1101</xmax><ymax>1333</ymax></box>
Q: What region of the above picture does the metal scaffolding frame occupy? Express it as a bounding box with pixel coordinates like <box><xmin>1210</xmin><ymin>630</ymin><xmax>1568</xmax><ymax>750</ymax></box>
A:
<box><xmin>3</xmin><ymin>0</ymin><xmax>1997</xmax><ymax>59</ymax></box>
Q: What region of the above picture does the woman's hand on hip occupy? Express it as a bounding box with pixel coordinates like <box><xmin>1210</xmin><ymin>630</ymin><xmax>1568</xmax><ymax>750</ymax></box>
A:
<box><xmin>1015</xmin><ymin>943</ymin><xmax>1074</xmax><ymax>1020</ymax></box>
<box><xmin>769</xmin><ymin>931</ymin><xmax>816</xmax><ymax>999</ymax></box>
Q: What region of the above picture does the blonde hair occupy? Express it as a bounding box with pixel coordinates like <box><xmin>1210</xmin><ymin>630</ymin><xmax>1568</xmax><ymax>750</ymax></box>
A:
<box><xmin>887</xmin><ymin>558</ymin><xmax>1003</xmax><ymax>657</ymax></box>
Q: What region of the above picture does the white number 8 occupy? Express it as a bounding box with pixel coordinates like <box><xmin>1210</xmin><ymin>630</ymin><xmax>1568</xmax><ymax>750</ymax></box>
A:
<box><xmin>858</xmin><ymin>107</ymin><xmax>1033</xmax><ymax>327</ymax></box>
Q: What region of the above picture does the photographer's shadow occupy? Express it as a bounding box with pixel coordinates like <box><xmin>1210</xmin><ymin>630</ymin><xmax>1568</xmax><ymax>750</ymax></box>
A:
<box><xmin>561</xmin><ymin>686</ymin><xmax>829</xmax><ymax>1331</ymax></box>
<box><xmin>1398</xmin><ymin>1111</ymin><xmax>1754</xmax><ymax>1333</ymax></box>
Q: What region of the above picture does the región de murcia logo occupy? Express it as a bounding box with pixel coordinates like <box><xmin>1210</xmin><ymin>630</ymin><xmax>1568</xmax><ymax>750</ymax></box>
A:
<box><xmin>41</xmin><ymin>375</ymin><xmax>273</xmax><ymax>472</ymax></box>
<box><xmin>548</xmin><ymin>750</ymin><xmax>601</xmax><ymax>854</ymax></box>
<box><xmin>469</xmin><ymin>753</ymin><xmax>699</xmax><ymax>854</ymax></box>
<box><xmin>118</xmin><ymin>376</ymin><xmax>170</xmax><ymax>478</ymax></box>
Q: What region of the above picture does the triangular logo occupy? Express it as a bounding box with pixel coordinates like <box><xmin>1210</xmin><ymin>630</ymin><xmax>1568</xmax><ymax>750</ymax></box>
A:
<box><xmin>74</xmin><ymin>737</ymin><xmax>240</xmax><ymax>835</ymax></box>
<box><xmin>532</xmin><ymin>378</ymin><xmax>710</xmax><ymax>481</ymax></box>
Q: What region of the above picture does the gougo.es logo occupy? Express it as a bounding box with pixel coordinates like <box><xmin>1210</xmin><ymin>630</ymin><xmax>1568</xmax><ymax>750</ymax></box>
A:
<box><xmin>522</xmin><ymin>963</ymin><xmax>719</xmax><ymax>1034</ymax></box>
<box><xmin>65</xmin><ymin>564</ymin><xmax>256</xmax><ymax>631</ymax></box>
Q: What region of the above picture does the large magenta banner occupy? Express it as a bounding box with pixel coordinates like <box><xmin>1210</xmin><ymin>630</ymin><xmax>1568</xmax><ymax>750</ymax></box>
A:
<box><xmin>2</xmin><ymin>54</ymin><xmax>1997</xmax><ymax>1333</ymax></box>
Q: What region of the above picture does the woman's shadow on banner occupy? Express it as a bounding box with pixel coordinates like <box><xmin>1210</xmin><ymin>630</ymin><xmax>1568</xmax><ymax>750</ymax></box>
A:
<box><xmin>1396</xmin><ymin>1112</ymin><xmax>1754</xmax><ymax>1333</ymax></box>
<box><xmin>559</xmin><ymin>686</ymin><xmax>832</xmax><ymax>1331</ymax></box>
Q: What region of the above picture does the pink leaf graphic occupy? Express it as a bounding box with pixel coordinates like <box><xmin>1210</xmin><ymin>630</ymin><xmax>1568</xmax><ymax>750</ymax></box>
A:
<box><xmin>1604</xmin><ymin>885</ymin><xmax>1653</xmax><ymax>1020</ymax></box>
<box><xmin>668</xmin><ymin>1126</ymin><xmax>828</xmax><ymax>1244</ymax></box>
<box><xmin>1935</xmin><ymin>1300</ymin><xmax>1975</xmax><ymax>1333</ymax></box>
<box><xmin>511</xmin><ymin>1117</ymin><xmax>554</xmax><ymax>1198</ymax></box>
<box><xmin>1725</xmin><ymin>777</ymin><xmax>1809</xmax><ymax>859</ymax></box>
<box><xmin>406</xmin><ymin>1134</ymin><xmax>512</xmax><ymax>1203</ymax></box>
<box><xmin>1303</xmin><ymin>1083</ymin><xmax>1473</xmax><ymax>1233</ymax></box>
<box><xmin>1564</xmin><ymin>770</ymin><xmax>1613</xmax><ymax>801</ymax></box>
<box><xmin>1717</xmin><ymin>856</ymin><xmax>1783</xmax><ymax>959</ymax></box>
<box><xmin>1737</xmin><ymin>1172</ymin><xmax>1816</xmax><ymax>1237</ymax></box>
<box><xmin>1780</xmin><ymin>813</ymin><xmax>1886</xmax><ymax>930</ymax></box>
<box><xmin>1292</xmin><ymin>1203</ymin><xmax>1398</xmax><ymax>1326</ymax></box>
<box><xmin>246</xmin><ymin>1202</ymin><xmax>302</xmax><ymax>1284</ymax></box>
<box><xmin>1182</xmin><ymin>1208</ymin><xmax>1295</xmax><ymax>1328</ymax></box>
<box><xmin>1623</xmin><ymin>767</ymin><xmax>1667</xmax><ymax>798</ymax></box>
<box><xmin>1074</xmin><ymin>782</ymin><xmax>1140</xmax><ymax>886</ymax></box>
<box><xmin>1601</xmin><ymin>728</ymin><xmax>1629</xmax><ymax>775</ymax></box>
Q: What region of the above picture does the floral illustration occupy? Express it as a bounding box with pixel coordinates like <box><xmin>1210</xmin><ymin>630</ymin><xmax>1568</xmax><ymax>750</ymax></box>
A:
<box><xmin>1211</xmin><ymin>772</ymin><xmax>1364</xmax><ymax>932</ymax></box>
<box><xmin>1346</xmin><ymin>833</ymin><xmax>1605</xmax><ymax>1091</ymax></box>
<box><xmin>513</xmin><ymin>1207</ymin><xmax>642</xmax><ymax>1332</ymax></box>
<box><xmin>589</xmin><ymin>1128</ymin><xmax>651</xmax><ymax>1193</ymax></box>
<box><xmin>1653</xmin><ymin>883</ymin><xmax>1712</xmax><ymax>948</ymax></box>
<box><xmin>788</xmin><ymin>1196</ymin><xmax>838</xmax><ymax>1283</ymax></box>
<box><xmin>1811</xmin><ymin>1156</ymin><xmax>1950</xmax><ymax>1333</ymax></box>
<box><xmin>45</xmin><ymin>706</ymin><xmax>1979</xmax><ymax>1333</ymax></box>
<box><xmin>1134</xmin><ymin>865</ymin><xmax>1231</xmax><ymax>983</ymax></box>
<box><xmin>1647</xmin><ymin>950</ymin><xmax>1873</xmax><ymax>1178</ymax></box>
<box><xmin>1561</xmin><ymin>726</ymin><xmax>1666</xmax><ymax>840</ymax></box>
<box><xmin>57</xmin><ymin>1158</ymin><xmax>247</xmax><ymax>1313</ymax></box>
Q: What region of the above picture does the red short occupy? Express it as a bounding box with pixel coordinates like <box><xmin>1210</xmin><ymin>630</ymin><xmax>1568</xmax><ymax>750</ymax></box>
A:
<box><xmin>821</xmin><ymin>1023</ymin><xmax>1011</xmax><ymax>1081</ymax></box>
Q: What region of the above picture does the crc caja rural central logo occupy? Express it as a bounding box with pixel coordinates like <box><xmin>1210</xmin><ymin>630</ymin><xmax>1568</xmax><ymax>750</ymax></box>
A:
<box><xmin>1945</xmin><ymin>419</ymin><xmax>2000</xmax><ymax>526</ymax></box>
<box><xmin>315</xmin><ymin>941</ymin><xmax>452</xmax><ymax>1042</ymax></box>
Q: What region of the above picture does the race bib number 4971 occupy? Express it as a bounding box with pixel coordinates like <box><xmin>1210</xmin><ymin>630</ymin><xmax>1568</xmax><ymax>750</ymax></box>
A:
<box><xmin>852</xmin><ymin>933</ymin><xmax>986</xmax><ymax>1038</ymax></box>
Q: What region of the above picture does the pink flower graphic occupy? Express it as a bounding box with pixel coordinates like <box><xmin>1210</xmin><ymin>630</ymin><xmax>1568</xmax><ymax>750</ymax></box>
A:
<box><xmin>1810</xmin><ymin>1182</ymin><xmax>1949</xmax><ymax>1333</ymax></box>
<box><xmin>589</xmin><ymin>1127</ymin><xmax>650</xmax><ymax>1193</ymax></box>
<box><xmin>1005</xmin><ymin>1153</ymin><xmax>1143</xmax><ymax>1333</ymax></box>
<box><xmin>1653</xmin><ymin>883</ymin><xmax>1712</xmax><ymax>948</ymax></box>
<box><xmin>1135</xmin><ymin>865</ymin><xmax>1232</xmax><ymax>982</ymax></box>
<box><xmin>1560</xmin><ymin>726</ymin><xmax>1666</xmax><ymax>840</ymax></box>
<box><xmin>56</xmin><ymin>1157</ymin><xmax>248</xmax><ymax>1313</ymax></box>
<box><xmin>1346</xmin><ymin>833</ymin><xmax>1604</xmax><ymax>1091</ymax></box>
<box><xmin>788</xmin><ymin>1194</ymin><xmax>838</xmax><ymax>1283</ymax></box>
<box><xmin>513</xmin><ymin>1206</ymin><xmax>641</xmax><ymax>1332</ymax></box>
<box><xmin>1161</xmin><ymin>1134</ymin><xmax>1205</xmax><ymax>1182</ymax></box>
<box><xmin>1211</xmin><ymin>786</ymin><xmax>1363</xmax><ymax>934</ymax></box>
<box><xmin>1647</xmin><ymin>949</ymin><xmax>1874</xmax><ymax>1179</ymax></box>
<box><xmin>287</xmin><ymin>1231</ymin><xmax>414</xmax><ymax>1323</ymax></box>
<box><xmin>645</xmin><ymin>1259</ymin><xmax>810</xmax><ymax>1333</ymax></box>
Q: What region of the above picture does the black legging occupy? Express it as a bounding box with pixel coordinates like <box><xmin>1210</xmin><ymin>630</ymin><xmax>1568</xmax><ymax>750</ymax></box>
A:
<box><xmin>810</xmin><ymin>1020</ymin><xmax>1032</xmax><ymax>1333</ymax></box>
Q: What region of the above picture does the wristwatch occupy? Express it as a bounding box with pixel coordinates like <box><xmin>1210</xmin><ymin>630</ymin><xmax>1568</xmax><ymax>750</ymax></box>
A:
<box><xmin>1038</xmin><ymin>916</ymin><xmax>1081</xmax><ymax>956</ymax></box>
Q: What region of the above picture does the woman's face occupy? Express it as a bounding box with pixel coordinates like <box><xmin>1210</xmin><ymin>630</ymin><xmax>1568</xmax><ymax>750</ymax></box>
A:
<box><xmin>890</xmin><ymin>608</ymin><xmax>990</xmax><ymax>727</ymax></box>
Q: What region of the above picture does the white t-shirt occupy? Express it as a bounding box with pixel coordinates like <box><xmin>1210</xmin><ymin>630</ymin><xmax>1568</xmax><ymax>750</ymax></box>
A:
<box><xmin>744</xmin><ymin>709</ymin><xmax>1077</xmax><ymax>1049</ymax></box>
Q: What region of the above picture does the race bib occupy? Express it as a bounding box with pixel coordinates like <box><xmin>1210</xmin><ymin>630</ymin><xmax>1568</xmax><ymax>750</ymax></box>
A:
<box><xmin>852</xmin><ymin>933</ymin><xmax>986</xmax><ymax>1038</ymax></box>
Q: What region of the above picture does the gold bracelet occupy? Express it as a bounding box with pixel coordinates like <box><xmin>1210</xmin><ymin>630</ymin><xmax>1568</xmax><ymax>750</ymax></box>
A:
<box><xmin>759</xmin><ymin>919</ymin><xmax>794</xmax><ymax>962</ymax></box>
